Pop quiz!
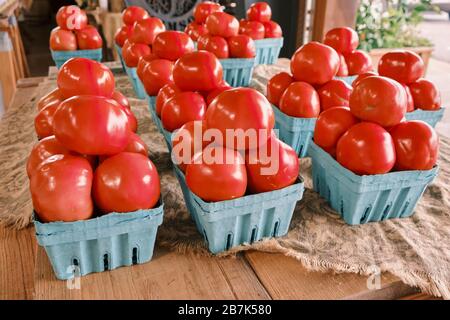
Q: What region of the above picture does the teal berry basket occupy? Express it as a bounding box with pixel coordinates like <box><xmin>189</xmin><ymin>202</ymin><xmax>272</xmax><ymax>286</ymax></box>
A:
<box><xmin>271</xmin><ymin>104</ymin><xmax>316</xmax><ymax>158</ymax></box>
<box><xmin>405</xmin><ymin>108</ymin><xmax>445</xmax><ymax>128</ymax></box>
<box><xmin>145</xmin><ymin>95</ymin><xmax>172</xmax><ymax>150</ymax></box>
<box><xmin>34</xmin><ymin>203</ymin><xmax>164</xmax><ymax>280</ymax></box>
<box><xmin>254</xmin><ymin>37</ymin><xmax>283</xmax><ymax>65</ymax></box>
<box><xmin>173</xmin><ymin>165</ymin><xmax>304</xmax><ymax>254</ymax></box>
<box><xmin>115</xmin><ymin>44</ymin><xmax>126</xmax><ymax>72</ymax></box>
<box><xmin>124</xmin><ymin>65</ymin><xmax>146</xmax><ymax>99</ymax></box>
<box><xmin>309</xmin><ymin>140</ymin><xmax>439</xmax><ymax>225</ymax></box>
<box><xmin>51</xmin><ymin>48</ymin><xmax>102</xmax><ymax>69</ymax></box>
<box><xmin>220</xmin><ymin>58</ymin><xmax>255</xmax><ymax>87</ymax></box>
<box><xmin>335</xmin><ymin>75</ymin><xmax>357</xmax><ymax>86</ymax></box>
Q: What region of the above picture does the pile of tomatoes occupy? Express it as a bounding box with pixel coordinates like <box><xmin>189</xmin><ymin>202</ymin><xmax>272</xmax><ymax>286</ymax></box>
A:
<box><xmin>50</xmin><ymin>5</ymin><xmax>102</xmax><ymax>51</ymax></box>
<box><xmin>29</xmin><ymin>58</ymin><xmax>161</xmax><ymax>223</ymax></box>
<box><xmin>239</xmin><ymin>2</ymin><xmax>282</xmax><ymax>40</ymax></box>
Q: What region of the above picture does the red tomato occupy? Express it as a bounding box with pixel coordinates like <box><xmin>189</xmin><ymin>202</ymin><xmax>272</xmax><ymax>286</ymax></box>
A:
<box><xmin>130</xmin><ymin>17</ymin><xmax>166</xmax><ymax>45</ymax></box>
<box><xmin>136</xmin><ymin>53</ymin><xmax>158</xmax><ymax>79</ymax></box>
<box><xmin>205</xmin><ymin>12</ymin><xmax>239</xmax><ymax>38</ymax></box>
<box><xmin>350</xmin><ymin>76</ymin><xmax>407</xmax><ymax>127</ymax></box>
<box><xmin>122</xmin><ymin>6</ymin><xmax>149</xmax><ymax>26</ymax></box>
<box><xmin>112</xmin><ymin>91</ymin><xmax>130</xmax><ymax>109</ymax></box>
<box><xmin>93</xmin><ymin>152</ymin><xmax>160</xmax><ymax>213</ymax></box>
<box><xmin>34</xmin><ymin>103</ymin><xmax>58</xmax><ymax>139</ymax></box>
<box><xmin>30</xmin><ymin>154</ymin><xmax>93</xmax><ymax>222</ymax></box>
<box><xmin>228</xmin><ymin>35</ymin><xmax>256</xmax><ymax>58</ymax></box>
<box><xmin>75</xmin><ymin>25</ymin><xmax>102</xmax><ymax>50</ymax></box>
<box><xmin>57</xmin><ymin>57</ymin><xmax>115</xmax><ymax>98</ymax></box>
<box><xmin>114</xmin><ymin>25</ymin><xmax>133</xmax><ymax>47</ymax></box>
<box><xmin>390</xmin><ymin>120</ymin><xmax>439</xmax><ymax>171</ymax></box>
<box><xmin>197</xmin><ymin>35</ymin><xmax>230</xmax><ymax>59</ymax></box>
<box><xmin>247</xmin><ymin>2</ymin><xmax>272</xmax><ymax>23</ymax></box>
<box><xmin>194</xmin><ymin>1</ymin><xmax>222</xmax><ymax>23</ymax></box>
<box><xmin>173</xmin><ymin>51</ymin><xmax>223</xmax><ymax>92</ymax></box>
<box><xmin>120</xmin><ymin>105</ymin><xmax>138</xmax><ymax>133</ymax></box>
<box><xmin>378</xmin><ymin>50</ymin><xmax>424</xmax><ymax>84</ymax></box>
<box><xmin>37</xmin><ymin>88</ymin><xmax>64</xmax><ymax>111</ymax></box>
<box><xmin>408</xmin><ymin>79</ymin><xmax>441</xmax><ymax>111</ymax></box>
<box><xmin>206</xmin><ymin>84</ymin><xmax>232</xmax><ymax>105</ymax></box>
<box><xmin>336</xmin><ymin>122</ymin><xmax>396</xmax><ymax>175</ymax></box>
<box><xmin>314</xmin><ymin>107</ymin><xmax>359</xmax><ymax>156</ymax></box>
<box><xmin>56</xmin><ymin>6</ymin><xmax>88</xmax><ymax>31</ymax></box>
<box><xmin>344</xmin><ymin>50</ymin><xmax>373</xmax><ymax>76</ymax></box>
<box><xmin>323</xmin><ymin>27</ymin><xmax>359</xmax><ymax>54</ymax></box>
<box><xmin>279</xmin><ymin>82</ymin><xmax>320</xmax><ymax>118</ymax></box>
<box><xmin>317</xmin><ymin>79</ymin><xmax>353</xmax><ymax>111</ymax></box>
<box><xmin>122</xmin><ymin>41</ymin><xmax>151</xmax><ymax>67</ymax></box>
<box><xmin>336</xmin><ymin>53</ymin><xmax>349</xmax><ymax>77</ymax></box>
<box><xmin>291</xmin><ymin>42</ymin><xmax>340</xmax><ymax>86</ymax></box>
<box><xmin>184</xmin><ymin>22</ymin><xmax>209</xmax><ymax>41</ymax></box>
<box><xmin>239</xmin><ymin>20</ymin><xmax>265</xmax><ymax>40</ymax></box>
<box><xmin>124</xmin><ymin>132</ymin><xmax>149</xmax><ymax>156</ymax></box>
<box><xmin>49</xmin><ymin>27</ymin><xmax>77</xmax><ymax>51</ymax></box>
<box><xmin>141</xmin><ymin>59</ymin><xmax>174</xmax><ymax>96</ymax></box>
<box><xmin>352</xmin><ymin>71</ymin><xmax>378</xmax><ymax>88</ymax></box>
<box><xmin>205</xmin><ymin>88</ymin><xmax>275</xmax><ymax>150</ymax></box>
<box><xmin>266</xmin><ymin>72</ymin><xmax>294</xmax><ymax>107</ymax></box>
<box><xmin>161</xmin><ymin>92</ymin><xmax>206</xmax><ymax>132</ymax></box>
<box><xmin>263</xmin><ymin>21</ymin><xmax>282</xmax><ymax>38</ymax></box>
<box><xmin>403</xmin><ymin>84</ymin><xmax>415</xmax><ymax>112</ymax></box>
<box><xmin>246</xmin><ymin>136</ymin><xmax>299</xmax><ymax>193</ymax></box>
<box><xmin>152</xmin><ymin>31</ymin><xmax>194</xmax><ymax>61</ymax></box>
<box><xmin>53</xmin><ymin>95</ymin><xmax>131</xmax><ymax>155</ymax></box>
<box><xmin>155</xmin><ymin>83</ymin><xmax>180</xmax><ymax>116</ymax></box>
<box><xmin>186</xmin><ymin>145</ymin><xmax>247</xmax><ymax>201</ymax></box>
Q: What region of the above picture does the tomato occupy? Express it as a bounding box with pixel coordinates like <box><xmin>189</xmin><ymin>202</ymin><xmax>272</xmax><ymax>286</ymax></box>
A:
<box><xmin>186</xmin><ymin>145</ymin><xmax>247</xmax><ymax>201</ymax></box>
<box><xmin>263</xmin><ymin>21</ymin><xmax>282</xmax><ymax>38</ymax></box>
<box><xmin>114</xmin><ymin>25</ymin><xmax>133</xmax><ymax>47</ymax></box>
<box><xmin>30</xmin><ymin>154</ymin><xmax>93</xmax><ymax>222</ymax></box>
<box><xmin>266</xmin><ymin>72</ymin><xmax>294</xmax><ymax>107</ymax></box>
<box><xmin>122</xmin><ymin>6</ymin><xmax>149</xmax><ymax>26</ymax></box>
<box><xmin>173</xmin><ymin>51</ymin><xmax>223</xmax><ymax>92</ymax></box>
<box><xmin>336</xmin><ymin>53</ymin><xmax>349</xmax><ymax>77</ymax></box>
<box><xmin>57</xmin><ymin>57</ymin><xmax>115</xmax><ymax>98</ymax></box>
<box><xmin>206</xmin><ymin>84</ymin><xmax>232</xmax><ymax>105</ymax></box>
<box><xmin>350</xmin><ymin>76</ymin><xmax>407</xmax><ymax>127</ymax></box>
<box><xmin>53</xmin><ymin>95</ymin><xmax>131</xmax><ymax>155</ymax></box>
<box><xmin>205</xmin><ymin>12</ymin><xmax>239</xmax><ymax>38</ymax></box>
<box><xmin>403</xmin><ymin>84</ymin><xmax>415</xmax><ymax>112</ymax></box>
<box><xmin>344</xmin><ymin>50</ymin><xmax>373</xmax><ymax>76</ymax></box>
<box><xmin>130</xmin><ymin>17</ymin><xmax>165</xmax><ymax>45</ymax></box>
<box><xmin>197</xmin><ymin>35</ymin><xmax>229</xmax><ymax>59</ymax></box>
<box><xmin>120</xmin><ymin>105</ymin><xmax>138</xmax><ymax>133</ymax></box>
<box><xmin>317</xmin><ymin>79</ymin><xmax>352</xmax><ymax>111</ymax></box>
<box><xmin>239</xmin><ymin>20</ymin><xmax>265</xmax><ymax>40</ymax></box>
<box><xmin>279</xmin><ymin>82</ymin><xmax>320</xmax><ymax>118</ymax></box>
<box><xmin>184</xmin><ymin>22</ymin><xmax>208</xmax><ymax>41</ymax></box>
<box><xmin>112</xmin><ymin>90</ymin><xmax>130</xmax><ymax>109</ymax></box>
<box><xmin>390</xmin><ymin>120</ymin><xmax>439</xmax><ymax>171</ymax></box>
<box><xmin>352</xmin><ymin>71</ymin><xmax>377</xmax><ymax>88</ymax></box>
<box><xmin>336</xmin><ymin>122</ymin><xmax>396</xmax><ymax>175</ymax></box>
<box><xmin>152</xmin><ymin>31</ymin><xmax>194</xmax><ymax>61</ymax></box>
<box><xmin>228</xmin><ymin>35</ymin><xmax>256</xmax><ymax>58</ymax></box>
<box><xmin>93</xmin><ymin>152</ymin><xmax>160</xmax><ymax>213</ymax></box>
<box><xmin>34</xmin><ymin>103</ymin><xmax>58</xmax><ymax>139</ymax></box>
<box><xmin>56</xmin><ymin>6</ymin><xmax>88</xmax><ymax>31</ymax></box>
<box><xmin>27</xmin><ymin>136</ymin><xmax>72</xmax><ymax>177</ymax></box>
<box><xmin>124</xmin><ymin>132</ymin><xmax>148</xmax><ymax>156</ymax></box>
<box><xmin>205</xmin><ymin>88</ymin><xmax>274</xmax><ymax>150</ymax></box>
<box><xmin>75</xmin><ymin>25</ymin><xmax>102</xmax><ymax>50</ymax></box>
<box><xmin>290</xmin><ymin>42</ymin><xmax>340</xmax><ymax>86</ymax></box>
<box><xmin>161</xmin><ymin>92</ymin><xmax>206</xmax><ymax>132</ymax></box>
<box><xmin>408</xmin><ymin>79</ymin><xmax>441</xmax><ymax>111</ymax></box>
<box><xmin>141</xmin><ymin>59</ymin><xmax>174</xmax><ymax>96</ymax></box>
<box><xmin>378</xmin><ymin>50</ymin><xmax>424</xmax><ymax>84</ymax></box>
<box><xmin>155</xmin><ymin>83</ymin><xmax>180</xmax><ymax>116</ymax></box>
<box><xmin>37</xmin><ymin>88</ymin><xmax>64</xmax><ymax>111</ymax></box>
<box><xmin>49</xmin><ymin>27</ymin><xmax>77</xmax><ymax>51</ymax></box>
<box><xmin>122</xmin><ymin>41</ymin><xmax>152</xmax><ymax>67</ymax></box>
<box><xmin>247</xmin><ymin>2</ymin><xmax>272</xmax><ymax>23</ymax></box>
<box><xmin>323</xmin><ymin>27</ymin><xmax>359</xmax><ymax>54</ymax></box>
<box><xmin>314</xmin><ymin>107</ymin><xmax>359</xmax><ymax>156</ymax></box>
<box><xmin>194</xmin><ymin>1</ymin><xmax>222</xmax><ymax>23</ymax></box>
<box><xmin>246</xmin><ymin>136</ymin><xmax>299</xmax><ymax>193</ymax></box>
<box><xmin>136</xmin><ymin>53</ymin><xmax>158</xmax><ymax>79</ymax></box>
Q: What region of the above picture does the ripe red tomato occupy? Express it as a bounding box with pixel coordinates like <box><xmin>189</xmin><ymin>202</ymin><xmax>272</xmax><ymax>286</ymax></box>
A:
<box><xmin>390</xmin><ymin>120</ymin><xmax>439</xmax><ymax>171</ymax></box>
<box><xmin>350</xmin><ymin>76</ymin><xmax>407</xmax><ymax>127</ymax></box>
<box><xmin>403</xmin><ymin>84</ymin><xmax>415</xmax><ymax>112</ymax></box>
<box><xmin>246</xmin><ymin>136</ymin><xmax>299</xmax><ymax>193</ymax></box>
<box><xmin>140</xmin><ymin>59</ymin><xmax>174</xmax><ymax>96</ymax></box>
<box><xmin>239</xmin><ymin>20</ymin><xmax>265</xmax><ymax>40</ymax></box>
<box><xmin>130</xmin><ymin>17</ymin><xmax>165</xmax><ymax>45</ymax></box>
<box><xmin>206</xmin><ymin>84</ymin><xmax>232</xmax><ymax>105</ymax></box>
<box><xmin>112</xmin><ymin>90</ymin><xmax>130</xmax><ymax>109</ymax></box>
<box><xmin>194</xmin><ymin>1</ymin><xmax>222</xmax><ymax>23</ymax></box>
<box><xmin>336</xmin><ymin>122</ymin><xmax>396</xmax><ymax>175</ymax></box>
<box><xmin>247</xmin><ymin>2</ymin><xmax>272</xmax><ymax>23</ymax></box>
<box><xmin>27</xmin><ymin>136</ymin><xmax>72</xmax><ymax>177</ymax></box>
<box><xmin>35</xmin><ymin>103</ymin><xmax>58</xmax><ymax>139</ymax></box>
<box><xmin>378</xmin><ymin>50</ymin><xmax>424</xmax><ymax>84</ymax></box>
<box><xmin>324</xmin><ymin>27</ymin><xmax>359</xmax><ymax>54</ymax></box>
<box><xmin>184</xmin><ymin>22</ymin><xmax>208</xmax><ymax>41</ymax></box>
<box><xmin>30</xmin><ymin>154</ymin><xmax>93</xmax><ymax>222</ymax></box>
<box><xmin>161</xmin><ymin>92</ymin><xmax>206</xmax><ymax>132</ymax></box>
<box><xmin>344</xmin><ymin>50</ymin><xmax>373</xmax><ymax>76</ymax></box>
<box><xmin>205</xmin><ymin>12</ymin><xmax>239</xmax><ymax>38</ymax></box>
<box><xmin>136</xmin><ymin>53</ymin><xmax>158</xmax><ymax>79</ymax></box>
<box><xmin>114</xmin><ymin>25</ymin><xmax>133</xmax><ymax>47</ymax></box>
<box><xmin>263</xmin><ymin>21</ymin><xmax>282</xmax><ymax>38</ymax></box>
<box><xmin>317</xmin><ymin>79</ymin><xmax>353</xmax><ymax>111</ymax></box>
<box><xmin>122</xmin><ymin>6</ymin><xmax>149</xmax><ymax>26</ymax></box>
<box><xmin>314</xmin><ymin>107</ymin><xmax>359</xmax><ymax>156</ymax></box>
<box><xmin>122</xmin><ymin>41</ymin><xmax>152</xmax><ymax>67</ymax></box>
<box><xmin>291</xmin><ymin>42</ymin><xmax>340</xmax><ymax>86</ymax></box>
<box><xmin>352</xmin><ymin>71</ymin><xmax>377</xmax><ymax>88</ymax></box>
<box><xmin>336</xmin><ymin>53</ymin><xmax>349</xmax><ymax>77</ymax></box>
<box><xmin>56</xmin><ymin>6</ymin><xmax>88</xmax><ymax>31</ymax></box>
<box><xmin>75</xmin><ymin>25</ymin><xmax>102</xmax><ymax>50</ymax></box>
<box><xmin>124</xmin><ymin>132</ymin><xmax>148</xmax><ymax>156</ymax></box>
<box><xmin>197</xmin><ymin>35</ymin><xmax>230</xmax><ymax>59</ymax></box>
<box><xmin>228</xmin><ymin>35</ymin><xmax>256</xmax><ymax>58</ymax></box>
<box><xmin>279</xmin><ymin>82</ymin><xmax>320</xmax><ymax>118</ymax></box>
<box><xmin>152</xmin><ymin>31</ymin><xmax>194</xmax><ymax>61</ymax></box>
<box><xmin>119</xmin><ymin>105</ymin><xmax>138</xmax><ymax>133</ymax></box>
<box><xmin>57</xmin><ymin>57</ymin><xmax>115</xmax><ymax>98</ymax></box>
<box><xmin>93</xmin><ymin>152</ymin><xmax>160</xmax><ymax>213</ymax></box>
<box><xmin>37</xmin><ymin>88</ymin><xmax>64</xmax><ymax>111</ymax></box>
<box><xmin>186</xmin><ymin>145</ymin><xmax>247</xmax><ymax>201</ymax></box>
<box><xmin>49</xmin><ymin>27</ymin><xmax>77</xmax><ymax>51</ymax></box>
<box><xmin>155</xmin><ymin>83</ymin><xmax>180</xmax><ymax>116</ymax></box>
<box><xmin>266</xmin><ymin>72</ymin><xmax>294</xmax><ymax>107</ymax></box>
<box><xmin>173</xmin><ymin>51</ymin><xmax>223</xmax><ymax>92</ymax></box>
<box><xmin>53</xmin><ymin>95</ymin><xmax>131</xmax><ymax>155</ymax></box>
<box><xmin>408</xmin><ymin>79</ymin><xmax>441</xmax><ymax>111</ymax></box>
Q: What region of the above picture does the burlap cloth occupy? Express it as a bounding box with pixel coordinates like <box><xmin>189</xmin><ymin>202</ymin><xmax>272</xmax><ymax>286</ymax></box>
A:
<box><xmin>1</xmin><ymin>61</ymin><xmax>449</xmax><ymax>299</ymax></box>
